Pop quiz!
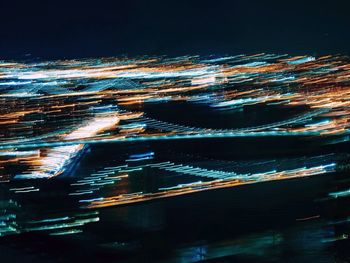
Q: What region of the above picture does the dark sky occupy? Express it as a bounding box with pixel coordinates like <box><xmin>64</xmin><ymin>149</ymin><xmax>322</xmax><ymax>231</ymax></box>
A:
<box><xmin>1</xmin><ymin>0</ymin><xmax>350</xmax><ymax>59</ymax></box>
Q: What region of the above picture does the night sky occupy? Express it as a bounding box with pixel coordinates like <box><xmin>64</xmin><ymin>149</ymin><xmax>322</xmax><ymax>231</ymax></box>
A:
<box><xmin>1</xmin><ymin>0</ymin><xmax>350</xmax><ymax>59</ymax></box>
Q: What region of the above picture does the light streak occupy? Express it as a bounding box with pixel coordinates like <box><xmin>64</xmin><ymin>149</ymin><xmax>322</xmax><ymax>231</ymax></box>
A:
<box><xmin>0</xmin><ymin>54</ymin><xmax>348</xmax><ymax>212</ymax></box>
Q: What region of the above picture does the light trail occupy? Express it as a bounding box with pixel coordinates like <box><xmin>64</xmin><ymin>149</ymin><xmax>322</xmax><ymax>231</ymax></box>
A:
<box><xmin>0</xmin><ymin>53</ymin><xmax>349</xmax><ymax>209</ymax></box>
<box><xmin>15</xmin><ymin>114</ymin><xmax>120</xmax><ymax>179</ymax></box>
<box><xmin>84</xmin><ymin>163</ymin><xmax>336</xmax><ymax>209</ymax></box>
